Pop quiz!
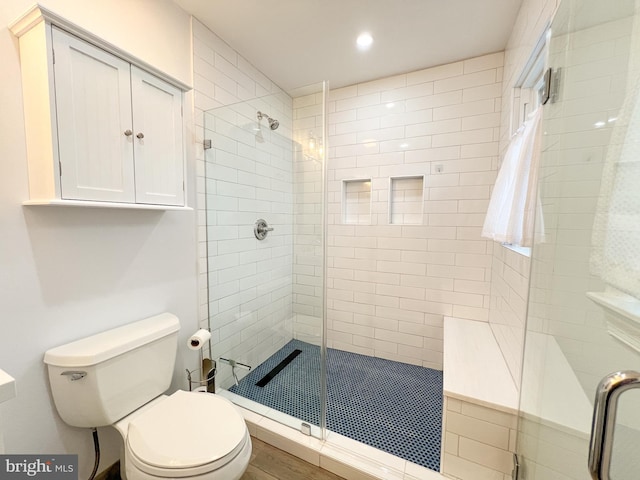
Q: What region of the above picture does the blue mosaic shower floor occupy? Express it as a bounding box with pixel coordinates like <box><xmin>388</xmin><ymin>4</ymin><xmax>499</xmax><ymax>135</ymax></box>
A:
<box><xmin>229</xmin><ymin>339</ymin><xmax>443</xmax><ymax>471</ymax></box>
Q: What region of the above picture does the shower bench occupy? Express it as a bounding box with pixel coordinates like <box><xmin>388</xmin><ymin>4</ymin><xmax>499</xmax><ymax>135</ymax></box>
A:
<box><xmin>442</xmin><ymin>316</ymin><xmax>519</xmax><ymax>480</ymax></box>
<box><xmin>442</xmin><ymin>316</ymin><xmax>594</xmax><ymax>480</ymax></box>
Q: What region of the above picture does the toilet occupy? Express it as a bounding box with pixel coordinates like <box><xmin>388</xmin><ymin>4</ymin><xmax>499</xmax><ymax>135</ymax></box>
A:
<box><xmin>43</xmin><ymin>313</ymin><xmax>251</xmax><ymax>480</ymax></box>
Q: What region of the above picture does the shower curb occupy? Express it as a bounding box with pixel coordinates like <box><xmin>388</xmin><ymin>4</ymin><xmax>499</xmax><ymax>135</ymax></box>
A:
<box><xmin>233</xmin><ymin>400</ymin><xmax>446</xmax><ymax>480</ymax></box>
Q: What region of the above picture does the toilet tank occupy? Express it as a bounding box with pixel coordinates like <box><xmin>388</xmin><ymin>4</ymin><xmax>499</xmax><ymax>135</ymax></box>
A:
<box><xmin>44</xmin><ymin>313</ymin><xmax>180</xmax><ymax>428</ymax></box>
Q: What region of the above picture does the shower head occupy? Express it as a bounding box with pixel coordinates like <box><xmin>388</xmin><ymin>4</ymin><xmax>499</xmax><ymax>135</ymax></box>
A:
<box><xmin>268</xmin><ymin>117</ymin><xmax>279</xmax><ymax>130</ymax></box>
<box><xmin>257</xmin><ymin>111</ymin><xmax>279</xmax><ymax>130</ymax></box>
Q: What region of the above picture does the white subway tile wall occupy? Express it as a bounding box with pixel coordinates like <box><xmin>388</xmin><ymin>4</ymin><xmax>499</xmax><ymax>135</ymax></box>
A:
<box><xmin>326</xmin><ymin>53</ymin><xmax>504</xmax><ymax>369</ymax></box>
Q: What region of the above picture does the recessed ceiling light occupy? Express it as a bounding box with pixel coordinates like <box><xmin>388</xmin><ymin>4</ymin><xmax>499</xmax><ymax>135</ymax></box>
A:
<box><xmin>356</xmin><ymin>32</ymin><xmax>373</xmax><ymax>50</ymax></box>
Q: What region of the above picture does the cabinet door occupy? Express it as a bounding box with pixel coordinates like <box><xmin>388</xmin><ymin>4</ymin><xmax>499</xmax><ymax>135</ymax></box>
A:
<box><xmin>131</xmin><ymin>66</ymin><xmax>184</xmax><ymax>206</ymax></box>
<box><xmin>52</xmin><ymin>27</ymin><xmax>135</xmax><ymax>202</ymax></box>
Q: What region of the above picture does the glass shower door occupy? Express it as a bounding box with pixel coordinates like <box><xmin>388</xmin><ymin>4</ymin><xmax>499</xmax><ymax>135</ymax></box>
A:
<box><xmin>517</xmin><ymin>0</ymin><xmax>640</xmax><ymax>478</ymax></box>
<box><xmin>202</xmin><ymin>84</ymin><xmax>327</xmax><ymax>439</ymax></box>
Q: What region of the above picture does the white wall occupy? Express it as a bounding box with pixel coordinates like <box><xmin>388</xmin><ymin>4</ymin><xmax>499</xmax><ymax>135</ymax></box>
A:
<box><xmin>0</xmin><ymin>0</ymin><xmax>198</xmax><ymax>476</ymax></box>
<box><xmin>325</xmin><ymin>54</ymin><xmax>504</xmax><ymax>369</ymax></box>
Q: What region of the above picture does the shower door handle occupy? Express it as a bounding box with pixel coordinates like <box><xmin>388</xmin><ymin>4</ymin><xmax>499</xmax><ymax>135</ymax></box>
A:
<box><xmin>588</xmin><ymin>370</ymin><xmax>640</xmax><ymax>479</ymax></box>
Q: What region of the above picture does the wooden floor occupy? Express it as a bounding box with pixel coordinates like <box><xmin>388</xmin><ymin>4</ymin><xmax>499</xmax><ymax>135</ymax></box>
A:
<box><xmin>241</xmin><ymin>437</ymin><xmax>344</xmax><ymax>480</ymax></box>
<box><xmin>99</xmin><ymin>436</ymin><xmax>344</xmax><ymax>480</ymax></box>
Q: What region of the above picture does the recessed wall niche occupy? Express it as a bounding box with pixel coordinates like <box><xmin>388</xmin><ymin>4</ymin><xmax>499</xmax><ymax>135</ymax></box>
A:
<box><xmin>342</xmin><ymin>179</ymin><xmax>371</xmax><ymax>225</ymax></box>
<box><xmin>389</xmin><ymin>176</ymin><xmax>424</xmax><ymax>225</ymax></box>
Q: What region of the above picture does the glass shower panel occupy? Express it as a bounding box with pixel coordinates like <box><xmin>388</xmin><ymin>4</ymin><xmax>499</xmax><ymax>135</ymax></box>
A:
<box><xmin>517</xmin><ymin>0</ymin><xmax>640</xmax><ymax>478</ymax></box>
<box><xmin>203</xmin><ymin>84</ymin><xmax>327</xmax><ymax>438</ymax></box>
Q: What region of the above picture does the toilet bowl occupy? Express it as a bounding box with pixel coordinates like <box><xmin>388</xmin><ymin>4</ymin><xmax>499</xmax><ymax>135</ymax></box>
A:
<box><xmin>114</xmin><ymin>391</ymin><xmax>251</xmax><ymax>480</ymax></box>
<box><xmin>43</xmin><ymin>313</ymin><xmax>251</xmax><ymax>480</ymax></box>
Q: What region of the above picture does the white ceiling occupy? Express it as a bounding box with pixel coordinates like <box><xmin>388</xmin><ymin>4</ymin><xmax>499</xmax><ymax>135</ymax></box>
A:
<box><xmin>174</xmin><ymin>0</ymin><xmax>524</xmax><ymax>93</ymax></box>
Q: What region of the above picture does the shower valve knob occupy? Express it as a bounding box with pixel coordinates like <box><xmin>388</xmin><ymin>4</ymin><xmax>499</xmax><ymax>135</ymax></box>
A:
<box><xmin>254</xmin><ymin>219</ymin><xmax>274</xmax><ymax>240</ymax></box>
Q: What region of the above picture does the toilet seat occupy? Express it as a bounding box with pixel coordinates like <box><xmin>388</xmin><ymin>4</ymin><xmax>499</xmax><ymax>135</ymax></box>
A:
<box><xmin>125</xmin><ymin>390</ymin><xmax>248</xmax><ymax>478</ymax></box>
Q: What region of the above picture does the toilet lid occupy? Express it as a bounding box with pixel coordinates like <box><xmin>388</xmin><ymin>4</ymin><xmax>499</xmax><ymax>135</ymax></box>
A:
<box><xmin>127</xmin><ymin>390</ymin><xmax>247</xmax><ymax>470</ymax></box>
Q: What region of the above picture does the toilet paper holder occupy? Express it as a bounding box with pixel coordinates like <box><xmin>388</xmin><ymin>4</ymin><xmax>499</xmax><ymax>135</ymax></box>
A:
<box><xmin>186</xmin><ymin>329</ymin><xmax>216</xmax><ymax>393</ymax></box>
<box><xmin>186</xmin><ymin>358</ymin><xmax>216</xmax><ymax>393</ymax></box>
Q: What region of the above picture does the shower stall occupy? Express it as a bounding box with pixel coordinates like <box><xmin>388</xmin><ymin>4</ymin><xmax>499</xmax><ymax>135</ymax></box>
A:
<box><xmin>202</xmin><ymin>79</ymin><xmax>445</xmax><ymax>472</ymax></box>
<box><xmin>198</xmin><ymin>1</ymin><xmax>640</xmax><ymax>477</ymax></box>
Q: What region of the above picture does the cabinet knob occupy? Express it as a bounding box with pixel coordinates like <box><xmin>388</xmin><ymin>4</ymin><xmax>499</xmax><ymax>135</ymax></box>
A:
<box><xmin>124</xmin><ymin>129</ymin><xmax>133</xmax><ymax>136</ymax></box>
<box><xmin>136</xmin><ymin>132</ymin><xmax>145</xmax><ymax>139</ymax></box>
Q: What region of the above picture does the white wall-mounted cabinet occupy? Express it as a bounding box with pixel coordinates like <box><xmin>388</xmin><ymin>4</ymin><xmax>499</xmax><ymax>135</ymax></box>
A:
<box><xmin>11</xmin><ymin>6</ymin><xmax>190</xmax><ymax>209</ymax></box>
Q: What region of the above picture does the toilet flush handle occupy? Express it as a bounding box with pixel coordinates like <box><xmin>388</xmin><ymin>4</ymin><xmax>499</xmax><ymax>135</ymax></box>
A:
<box><xmin>61</xmin><ymin>371</ymin><xmax>87</xmax><ymax>381</ymax></box>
